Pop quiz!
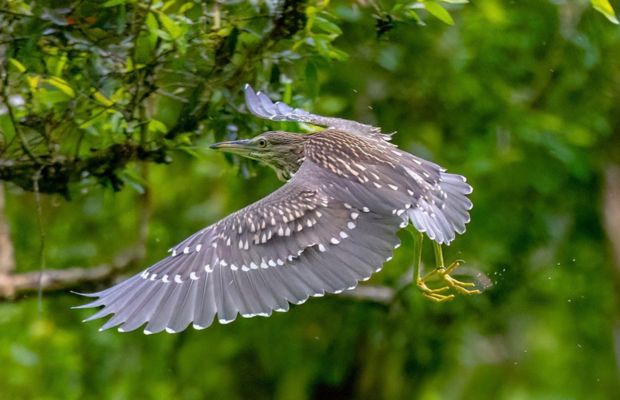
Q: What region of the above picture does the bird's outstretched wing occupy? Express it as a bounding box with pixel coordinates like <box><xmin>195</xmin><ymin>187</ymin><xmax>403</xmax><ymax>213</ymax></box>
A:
<box><xmin>244</xmin><ymin>84</ymin><xmax>392</xmax><ymax>141</ymax></box>
<box><xmin>304</xmin><ymin>130</ymin><xmax>473</xmax><ymax>245</ymax></box>
<box><xmin>76</xmin><ymin>162</ymin><xmax>401</xmax><ymax>334</ymax></box>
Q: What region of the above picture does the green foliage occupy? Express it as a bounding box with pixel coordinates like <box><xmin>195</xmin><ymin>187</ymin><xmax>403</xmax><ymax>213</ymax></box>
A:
<box><xmin>2</xmin><ymin>0</ymin><xmax>620</xmax><ymax>399</ymax></box>
<box><xmin>592</xmin><ymin>0</ymin><xmax>619</xmax><ymax>24</ymax></box>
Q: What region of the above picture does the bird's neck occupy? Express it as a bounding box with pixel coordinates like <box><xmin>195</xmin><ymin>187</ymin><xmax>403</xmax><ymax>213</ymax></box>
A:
<box><xmin>271</xmin><ymin>136</ymin><xmax>308</xmax><ymax>181</ymax></box>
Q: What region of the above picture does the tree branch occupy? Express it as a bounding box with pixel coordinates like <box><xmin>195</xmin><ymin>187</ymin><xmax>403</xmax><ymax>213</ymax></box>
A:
<box><xmin>340</xmin><ymin>284</ymin><xmax>395</xmax><ymax>304</ymax></box>
<box><xmin>0</xmin><ymin>142</ymin><xmax>168</xmax><ymax>197</ymax></box>
<box><xmin>0</xmin><ymin>246</ymin><xmax>143</xmax><ymax>300</ymax></box>
<box><xmin>604</xmin><ymin>164</ymin><xmax>620</xmax><ymax>270</ymax></box>
<box><xmin>0</xmin><ymin>184</ymin><xmax>15</xmax><ymax>274</ymax></box>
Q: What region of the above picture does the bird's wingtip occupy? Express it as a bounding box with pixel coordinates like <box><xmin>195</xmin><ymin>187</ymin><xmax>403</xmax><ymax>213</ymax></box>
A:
<box><xmin>70</xmin><ymin>290</ymin><xmax>95</xmax><ymax>297</ymax></box>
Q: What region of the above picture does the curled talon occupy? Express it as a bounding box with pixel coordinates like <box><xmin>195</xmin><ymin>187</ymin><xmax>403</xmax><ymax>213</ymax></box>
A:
<box><xmin>410</xmin><ymin>229</ymin><xmax>482</xmax><ymax>303</ymax></box>
<box><xmin>442</xmin><ymin>274</ymin><xmax>482</xmax><ymax>295</ymax></box>
<box><xmin>423</xmin><ymin>292</ymin><xmax>455</xmax><ymax>302</ymax></box>
<box><xmin>437</xmin><ymin>261</ymin><xmax>482</xmax><ymax>295</ymax></box>
<box><xmin>416</xmin><ymin>278</ymin><xmax>450</xmax><ymax>294</ymax></box>
<box><xmin>416</xmin><ymin>274</ymin><xmax>455</xmax><ymax>302</ymax></box>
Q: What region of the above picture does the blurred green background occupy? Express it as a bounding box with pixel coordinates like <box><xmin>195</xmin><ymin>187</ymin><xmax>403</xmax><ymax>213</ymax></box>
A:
<box><xmin>1</xmin><ymin>0</ymin><xmax>620</xmax><ymax>399</ymax></box>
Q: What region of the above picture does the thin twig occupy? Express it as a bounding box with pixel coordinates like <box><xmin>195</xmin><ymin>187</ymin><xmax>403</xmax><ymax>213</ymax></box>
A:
<box><xmin>32</xmin><ymin>167</ymin><xmax>45</xmax><ymax>312</ymax></box>
<box><xmin>0</xmin><ymin>60</ymin><xmax>40</xmax><ymax>162</ymax></box>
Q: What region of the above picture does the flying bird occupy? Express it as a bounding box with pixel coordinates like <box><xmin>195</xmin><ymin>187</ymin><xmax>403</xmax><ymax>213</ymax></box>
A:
<box><xmin>76</xmin><ymin>85</ymin><xmax>478</xmax><ymax>334</ymax></box>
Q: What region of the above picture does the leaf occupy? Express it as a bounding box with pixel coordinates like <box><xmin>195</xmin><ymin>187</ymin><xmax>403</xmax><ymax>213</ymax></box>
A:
<box><xmin>328</xmin><ymin>47</ymin><xmax>349</xmax><ymax>61</ymax></box>
<box><xmin>26</xmin><ymin>75</ymin><xmax>40</xmax><ymax>91</ymax></box>
<box><xmin>178</xmin><ymin>2</ymin><xmax>195</xmax><ymax>14</ymax></box>
<box><xmin>177</xmin><ymin>146</ymin><xmax>201</xmax><ymax>159</ymax></box>
<box><xmin>93</xmin><ymin>90</ymin><xmax>114</xmax><ymax>106</ymax></box>
<box><xmin>148</xmin><ymin>119</ymin><xmax>167</xmax><ymax>133</ymax></box>
<box><xmin>39</xmin><ymin>89</ymin><xmax>72</xmax><ymax>105</ymax></box>
<box><xmin>119</xmin><ymin>170</ymin><xmax>146</xmax><ymax>194</ymax></box>
<box><xmin>425</xmin><ymin>1</ymin><xmax>455</xmax><ymax>25</ymax></box>
<box><xmin>440</xmin><ymin>0</ymin><xmax>469</xmax><ymax>4</ymax></box>
<box><xmin>591</xmin><ymin>0</ymin><xmax>619</xmax><ymax>24</ymax></box>
<box><xmin>45</xmin><ymin>76</ymin><xmax>75</xmax><ymax>97</ymax></box>
<box><xmin>156</xmin><ymin>11</ymin><xmax>182</xmax><ymax>39</ymax></box>
<box><xmin>313</xmin><ymin>16</ymin><xmax>342</xmax><ymax>35</ymax></box>
<box><xmin>9</xmin><ymin>58</ymin><xmax>26</xmax><ymax>73</ymax></box>
<box><xmin>52</xmin><ymin>53</ymin><xmax>68</xmax><ymax>76</ymax></box>
<box><xmin>125</xmin><ymin>56</ymin><xmax>134</xmax><ymax>72</ymax></box>
<box><xmin>102</xmin><ymin>0</ymin><xmax>125</xmax><ymax>7</ymax></box>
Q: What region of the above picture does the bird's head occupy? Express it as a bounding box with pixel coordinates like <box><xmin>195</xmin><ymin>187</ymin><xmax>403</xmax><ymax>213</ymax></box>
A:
<box><xmin>210</xmin><ymin>131</ymin><xmax>308</xmax><ymax>181</ymax></box>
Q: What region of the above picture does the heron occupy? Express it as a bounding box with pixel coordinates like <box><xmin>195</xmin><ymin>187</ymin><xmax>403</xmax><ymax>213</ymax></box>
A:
<box><xmin>75</xmin><ymin>84</ymin><xmax>479</xmax><ymax>334</ymax></box>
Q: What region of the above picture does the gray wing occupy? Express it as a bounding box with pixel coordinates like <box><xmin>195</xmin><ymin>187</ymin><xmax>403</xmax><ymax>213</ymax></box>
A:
<box><xmin>244</xmin><ymin>84</ymin><xmax>392</xmax><ymax>141</ymax></box>
<box><xmin>75</xmin><ymin>162</ymin><xmax>401</xmax><ymax>334</ymax></box>
<box><xmin>305</xmin><ymin>131</ymin><xmax>473</xmax><ymax>245</ymax></box>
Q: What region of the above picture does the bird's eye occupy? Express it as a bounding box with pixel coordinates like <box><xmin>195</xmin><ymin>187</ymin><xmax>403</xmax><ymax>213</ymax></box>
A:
<box><xmin>257</xmin><ymin>139</ymin><xmax>268</xmax><ymax>148</ymax></box>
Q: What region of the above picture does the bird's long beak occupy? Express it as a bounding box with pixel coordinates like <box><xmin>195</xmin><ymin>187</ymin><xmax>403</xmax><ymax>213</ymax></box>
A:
<box><xmin>209</xmin><ymin>139</ymin><xmax>252</xmax><ymax>154</ymax></box>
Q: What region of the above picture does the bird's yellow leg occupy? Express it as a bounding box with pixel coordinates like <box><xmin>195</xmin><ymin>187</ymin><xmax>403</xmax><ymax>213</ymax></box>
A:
<box><xmin>431</xmin><ymin>241</ymin><xmax>481</xmax><ymax>296</ymax></box>
<box><xmin>411</xmin><ymin>230</ymin><xmax>454</xmax><ymax>302</ymax></box>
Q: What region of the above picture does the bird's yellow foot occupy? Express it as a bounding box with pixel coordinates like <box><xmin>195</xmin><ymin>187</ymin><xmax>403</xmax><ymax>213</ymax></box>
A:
<box><xmin>417</xmin><ymin>260</ymin><xmax>481</xmax><ymax>302</ymax></box>
<box><xmin>437</xmin><ymin>260</ymin><xmax>482</xmax><ymax>295</ymax></box>
<box><xmin>416</xmin><ymin>278</ymin><xmax>455</xmax><ymax>302</ymax></box>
